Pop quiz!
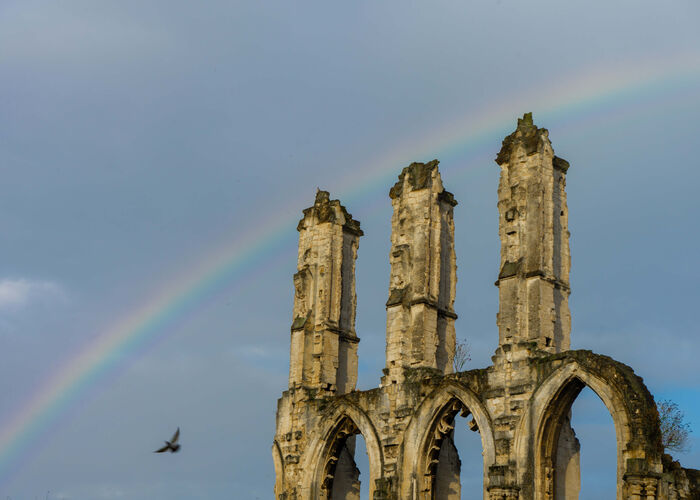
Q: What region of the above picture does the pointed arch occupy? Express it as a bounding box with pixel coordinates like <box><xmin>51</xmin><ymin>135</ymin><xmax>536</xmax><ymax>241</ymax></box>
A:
<box><xmin>513</xmin><ymin>354</ymin><xmax>663</xmax><ymax>500</ymax></box>
<box><xmin>401</xmin><ymin>379</ymin><xmax>496</xmax><ymax>500</ymax></box>
<box><xmin>272</xmin><ymin>439</ymin><xmax>285</xmax><ymax>498</ymax></box>
<box><xmin>301</xmin><ymin>399</ymin><xmax>384</xmax><ymax>499</ymax></box>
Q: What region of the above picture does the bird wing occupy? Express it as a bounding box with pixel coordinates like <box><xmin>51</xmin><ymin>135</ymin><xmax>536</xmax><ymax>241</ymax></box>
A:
<box><xmin>154</xmin><ymin>443</ymin><xmax>170</xmax><ymax>453</ymax></box>
<box><xmin>170</xmin><ymin>427</ymin><xmax>180</xmax><ymax>444</ymax></box>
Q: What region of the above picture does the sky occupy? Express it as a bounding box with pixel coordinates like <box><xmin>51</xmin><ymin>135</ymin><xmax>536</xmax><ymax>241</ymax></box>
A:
<box><xmin>1</xmin><ymin>0</ymin><xmax>699</xmax><ymax>498</ymax></box>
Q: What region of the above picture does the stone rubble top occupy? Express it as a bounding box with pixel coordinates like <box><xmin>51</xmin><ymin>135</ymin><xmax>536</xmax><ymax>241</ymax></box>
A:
<box><xmin>496</xmin><ymin>112</ymin><xmax>551</xmax><ymax>166</ymax></box>
<box><xmin>389</xmin><ymin>159</ymin><xmax>457</xmax><ymax>206</ymax></box>
<box><xmin>296</xmin><ymin>189</ymin><xmax>363</xmax><ymax>235</ymax></box>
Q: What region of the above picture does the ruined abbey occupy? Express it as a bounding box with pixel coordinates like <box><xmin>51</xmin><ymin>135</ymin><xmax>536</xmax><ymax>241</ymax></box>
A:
<box><xmin>272</xmin><ymin>114</ymin><xmax>700</xmax><ymax>499</ymax></box>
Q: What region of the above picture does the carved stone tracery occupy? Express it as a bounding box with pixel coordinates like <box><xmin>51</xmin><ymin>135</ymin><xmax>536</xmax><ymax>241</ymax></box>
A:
<box><xmin>421</xmin><ymin>398</ymin><xmax>475</xmax><ymax>497</ymax></box>
<box><xmin>321</xmin><ymin>418</ymin><xmax>360</xmax><ymax>495</ymax></box>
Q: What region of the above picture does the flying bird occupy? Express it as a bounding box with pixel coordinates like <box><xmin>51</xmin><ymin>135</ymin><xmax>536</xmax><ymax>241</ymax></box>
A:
<box><xmin>154</xmin><ymin>427</ymin><xmax>180</xmax><ymax>453</ymax></box>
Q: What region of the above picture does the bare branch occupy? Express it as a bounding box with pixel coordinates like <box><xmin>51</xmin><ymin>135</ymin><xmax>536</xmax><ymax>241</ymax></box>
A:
<box><xmin>453</xmin><ymin>339</ymin><xmax>471</xmax><ymax>372</ymax></box>
<box><xmin>657</xmin><ymin>399</ymin><xmax>692</xmax><ymax>453</ymax></box>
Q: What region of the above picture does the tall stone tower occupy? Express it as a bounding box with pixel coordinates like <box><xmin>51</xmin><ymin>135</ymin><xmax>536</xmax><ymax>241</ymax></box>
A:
<box><xmin>273</xmin><ymin>115</ymin><xmax>699</xmax><ymax>500</ymax></box>
<box><xmin>494</xmin><ymin>112</ymin><xmax>571</xmax><ymax>353</ymax></box>
<box><xmin>288</xmin><ymin>190</ymin><xmax>363</xmax><ymax>394</ymax></box>
<box><xmin>383</xmin><ymin>160</ymin><xmax>458</xmax><ymax>384</ymax></box>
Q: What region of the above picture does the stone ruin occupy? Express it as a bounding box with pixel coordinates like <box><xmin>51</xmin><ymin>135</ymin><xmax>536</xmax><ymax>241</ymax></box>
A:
<box><xmin>272</xmin><ymin>114</ymin><xmax>700</xmax><ymax>499</ymax></box>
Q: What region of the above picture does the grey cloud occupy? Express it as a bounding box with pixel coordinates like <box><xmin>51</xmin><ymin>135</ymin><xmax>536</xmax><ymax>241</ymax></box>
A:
<box><xmin>0</xmin><ymin>278</ymin><xmax>65</xmax><ymax>310</ymax></box>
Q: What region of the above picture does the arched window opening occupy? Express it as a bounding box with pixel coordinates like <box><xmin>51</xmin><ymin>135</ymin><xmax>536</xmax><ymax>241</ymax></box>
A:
<box><xmin>569</xmin><ymin>386</ymin><xmax>616</xmax><ymax>499</ymax></box>
<box><xmin>320</xmin><ymin>417</ymin><xmax>371</xmax><ymax>499</ymax></box>
<box><xmin>538</xmin><ymin>378</ymin><xmax>617</xmax><ymax>500</ymax></box>
<box><xmin>452</xmin><ymin>411</ymin><xmax>484</xmax><ymax>497</ymax></box>
<box><xmin>427</xmin><ymin>399</ymin><xmax>484</xmax><ymax>499</ymax></box>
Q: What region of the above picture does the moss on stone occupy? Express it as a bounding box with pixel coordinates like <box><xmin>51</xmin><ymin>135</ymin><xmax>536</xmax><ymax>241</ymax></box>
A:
<box><xmin>297</xmin><ymin>189</ymin><xmax>363</xmax><ymax>236</ymax></box>
<box><xmin>553</xmin><ymin>155</ymin><xmax>570</xmax><ymax>173</ymax></box>
<box><xmin>389</xmin><ymin>160</ymin><xmax>440</xmax><ymax>199</ymax></box>
<box><xmin>437</xmin><ymin>189</ymin><xmax>458</xmax><ymax>207</ymax></box>
<box><xmin>498</xmin><ymin>258</ymin><xmax>522</xmax><ymax>279</ymax></box>
<box><xmin>496</xmin><ymin>112</ymin><xmax>549</xmax><ymax>166</ymax></box>
<box><xmin>386</xmin><ymin>287</ymin><xmax>409</xmax><ymax>307</ymax></box>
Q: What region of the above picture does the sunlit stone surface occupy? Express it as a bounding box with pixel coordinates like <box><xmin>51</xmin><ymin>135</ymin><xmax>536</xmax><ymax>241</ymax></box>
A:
<box><xmin>273</xmin><ymin>115</ymin><xmax>700</xmax><ymax>499</ymax></box>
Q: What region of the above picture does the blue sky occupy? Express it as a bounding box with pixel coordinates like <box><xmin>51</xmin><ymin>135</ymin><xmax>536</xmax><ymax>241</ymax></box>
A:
<box><xmin>1</xmin><ymin>1</ymin><xmax>699</xmax><ymax>498</ymax></box>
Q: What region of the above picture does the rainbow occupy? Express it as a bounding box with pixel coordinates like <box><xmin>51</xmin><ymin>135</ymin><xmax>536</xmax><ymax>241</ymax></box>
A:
<box><xmin>1</xmin><ymin>51</ymin><xmax>699</xmax><ymax>487</ymax></box>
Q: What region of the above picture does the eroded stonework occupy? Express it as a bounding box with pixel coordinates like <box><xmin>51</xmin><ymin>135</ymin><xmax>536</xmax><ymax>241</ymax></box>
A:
<box><xmin>273</xmin><ymin>114</ymin><xmax>699</xmax><ymax>499</ymax></box>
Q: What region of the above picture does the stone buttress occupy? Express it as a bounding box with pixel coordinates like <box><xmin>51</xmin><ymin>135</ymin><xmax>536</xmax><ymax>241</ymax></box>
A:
<box><xmin>383</xmin><ymin>160</ymin><xmax>458</xmax><ymax>384</ymax></box>
<box><xmin>272</xmin><ymin>116</ymin><xmax>699</xmax><ymax>500</ymax></box>
<box><xmin>494</xmin><ymin>112</ymin><xmax>571</xmax><ymax>354</ymax></box>
<box><xmin>288</xmin><ymin>190</ymin><xmax>363</xmax><ymax>394</ymax></box>
<box><xmin>276</xmin><ymin>190</ymin><xmax>363</xmax><ymax>500</ymax></box>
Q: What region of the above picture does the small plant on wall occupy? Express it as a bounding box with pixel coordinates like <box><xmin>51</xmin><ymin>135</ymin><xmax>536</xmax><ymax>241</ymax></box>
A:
<box><xmin>453</xmin><ymin>338</ymin><xmax>471</xmax><ymax>372</ymax></box>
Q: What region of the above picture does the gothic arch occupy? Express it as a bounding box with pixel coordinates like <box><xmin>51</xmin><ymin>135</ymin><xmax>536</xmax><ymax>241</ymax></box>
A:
<box><xmin>301</xmin><ymin>400</ymin><xmax>384</xmax><ymax>499</ymax></box>
<box><xmin>401</xmin><ymin>380</ymin><xmax>496</xmax><ymax>500</ymax></box>
<box><xmin>513</xmin><ymin>354</ymin><xmax>663</xmax><ymax>500</ymax></box>
<box><xmin>272</xmin><ymin>439</ymin><xmax>285</xmax><ymax>498</ymax></box>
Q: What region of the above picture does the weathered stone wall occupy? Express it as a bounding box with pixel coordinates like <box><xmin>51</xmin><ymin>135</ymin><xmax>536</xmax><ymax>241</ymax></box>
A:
<box><xmin>495</xmin><ymin>113</ymin><xmax>571</xmax><ymax>353</ymax></box>
<box><xmin>288</xmin><ymin>190</ymin><xmax>363</xmax><ymax>394</ymax></box>
<box><xmin>384</xmin><ymin>160</ymin><xmax>458</xmax><ymax>384</ymax></box>
<box><xmin>273</xmin><ymin>115</ymin><xmax>698</xmax><ymax>500</ymax></box>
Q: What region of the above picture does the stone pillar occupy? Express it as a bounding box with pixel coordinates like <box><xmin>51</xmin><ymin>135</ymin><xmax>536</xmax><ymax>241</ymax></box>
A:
<box><xmin>383</xmin><ymin>160</ymin><xmax>458</xmax><ymax>384</ymax></box>
<box><xmin>488</xmin><ymin>464</ymin><xmax>520</xmax><ymax>500</ymax></box>
<box><xmin>555</xmin><ymin>414</ymin><xmax>581</xmax><ymax>500</ymax></box>
<box><xmin>330</xmin><ymin>438</ymin><xmax>361</xmax><ymax>500</ymax></box>
<box><xmin>626</xmin><ymin>477</ymin><xmax>645</xmax><ymax>500</ymax></box>
<box><xmin>643</xmin><ymin>477</ymin><xmax>658</xmax><ymax>500</ymax></box>
<box><xmin>288</xmin><ymin>190</ymin><xmax>363</xmax><ymax>393</ymax></box>
<box><xmin>625</xmin><ymin>475</ymin><xmax>661</xmax><ymax>500</ymax></box>
<box><xmin>434</xmin><ymin>432</ymin><xmax>461</xmax><ymax>500</ymax></box>
<box><xmin>494</xmin><ymin>113</ymin><xmax>572</xmax><ymax>353</ymax></box>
